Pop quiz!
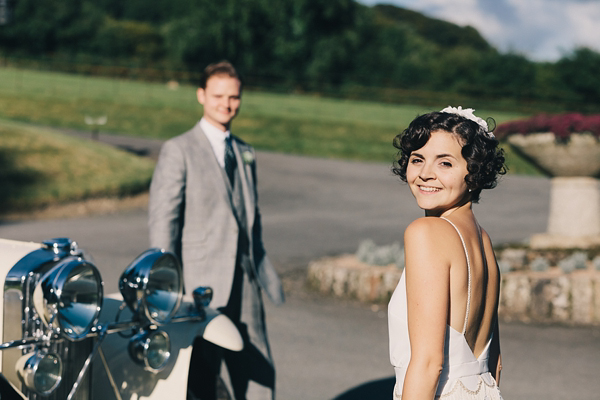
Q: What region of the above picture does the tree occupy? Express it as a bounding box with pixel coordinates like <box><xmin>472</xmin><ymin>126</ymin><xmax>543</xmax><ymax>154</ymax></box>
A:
<box><xmin>555</xmin><ymin>48</ymin><xmax>600</xmax><ymax>104</ymax></box>
<box><xmin>162</xmin><ymin>0</ymin><xmax>278</xmax><ymax>78</ymax></box>
<box><xmin>267</xmin><ymin>0</ymin><xmax>366</xmax><ymax>88</ymax></box>
<box><xmin>91</xmin><ymin>18</ymin><xmax>164</xmax><ymax>61</ymax></box>
<box><xmin>0</xmin><ymin>0</ymin><xmax>103</xmax><ymax>54</ymax></box>
<box><xmin>479</xmin><ymin>52</ymin><xmax>537</xmax><ymax>99</ymax></box>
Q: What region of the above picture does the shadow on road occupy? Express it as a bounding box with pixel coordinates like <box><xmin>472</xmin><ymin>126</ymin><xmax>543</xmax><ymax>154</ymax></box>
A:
<box><xmin>333</xmin><ymin>377</ymin><xmax>395</xmax><ymax>399</ymax></box>
<box><xmin>116</xmin><ymin>144</ymin><xmax>151</xmax><ymax>157</ymax></box>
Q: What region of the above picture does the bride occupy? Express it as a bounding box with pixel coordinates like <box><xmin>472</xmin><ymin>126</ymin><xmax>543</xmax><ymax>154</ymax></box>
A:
<box><xmin>388</xmin><ymin>107</ymin><xmax>506</xmax><ymax>399</ymax></box>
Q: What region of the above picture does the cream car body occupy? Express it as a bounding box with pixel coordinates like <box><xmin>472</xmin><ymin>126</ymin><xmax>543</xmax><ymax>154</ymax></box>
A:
<box><xmin>0</xmin><ymin>238</ymin><xmax>242</xmax><ymax>400</ymax></box>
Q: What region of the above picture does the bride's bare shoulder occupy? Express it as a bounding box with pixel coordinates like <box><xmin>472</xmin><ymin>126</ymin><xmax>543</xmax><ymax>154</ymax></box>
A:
<box><xmin>404</xmin><ymin>217</ymin><xmax>461</xmax><ymax>255</ymax></box>
<box><xmin>403</xmin><ymin>218</ymin><xmax>460</xmax><ymax>276</ymax></box>
<box><xmin>405</xmin><ymin>217</ymin><xmax>456</xmax><ymax>239</ymax></box>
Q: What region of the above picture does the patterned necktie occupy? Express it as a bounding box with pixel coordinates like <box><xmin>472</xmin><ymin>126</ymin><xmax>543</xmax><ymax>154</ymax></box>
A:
<box><xmin>224</xmin><ymin>136</ymin><xmax>237</xmax><ymax>186</ymax></box>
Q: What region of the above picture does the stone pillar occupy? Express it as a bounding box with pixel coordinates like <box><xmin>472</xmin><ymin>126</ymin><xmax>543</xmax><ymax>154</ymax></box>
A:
<box><xmin>548</xmin><ymin>177</ymin><xmax>600</xmax><ymax>236</ymax></box>
<box><xmin>531</xmin><ymin>177</ymin><xmax>600</xmax><ymax>248</ymax></box>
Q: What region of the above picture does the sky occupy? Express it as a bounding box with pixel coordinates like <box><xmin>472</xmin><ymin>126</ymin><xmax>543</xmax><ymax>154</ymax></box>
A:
<box><xmin>358</xmin><ymin>0</ymin><xmax>600</xmax><ymax>61</ymax></box>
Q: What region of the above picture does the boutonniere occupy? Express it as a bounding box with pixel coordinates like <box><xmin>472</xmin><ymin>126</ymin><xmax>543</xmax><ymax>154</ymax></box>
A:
<box><xmin>242</xmin><ymin>151</ymin><xmax>255</xmax><ymax>164</ymax></box>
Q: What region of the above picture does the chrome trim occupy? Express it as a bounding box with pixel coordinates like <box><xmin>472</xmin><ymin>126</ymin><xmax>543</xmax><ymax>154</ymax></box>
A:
<box><xmin>36</xmin><ymin>257</ymin><xmax>103</xmax><ymax>340</ymax></box>
<box><xmin>1</xmin><ymin>239</ymin><xmax>210</xmax><ymax>399</ymax></box>
<box><xmin>16</xmin><ymin>351</ymin><xmax>62</xmax><ymax>395</ymax></box>
<box><xmin>66</xmin><ymin>324</ymin><xmax>108</xmax><ymax>400</ymax></box>
<box><xmin>128</xmin><ymin>329</ymin><xmax>171</xmax><ymax>372</ymax></box>
<box><xmin>119</xmin><ymin>249</ymin><xmax>183</xmax><ymax>325</ymax></box>
<box><xmin>0</xmin><ymin>336</ymin><xmax>58</xmax><ymax>350</ymax></box>
<box><xmin>193</xmin><ymin>286</ymin><xmax>214</xmax><ymax>309</ymax></box>
<box><xmin>2</xmin><ymin>238</ymin><xmax>93</xmax><ymax>399</ymax></box>
<box><xmin>42</xmin><ymin>238</ymin><xmax>80</xmax><ymax>257</ymax></box>
<box><xmin>98</xmin><ymin>347</ymin><xmax>123</xmax><ymax>400</ymax></box>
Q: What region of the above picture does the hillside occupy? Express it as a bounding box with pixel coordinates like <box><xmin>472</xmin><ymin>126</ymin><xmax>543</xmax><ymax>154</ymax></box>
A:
<box><xmin>0</xmin><ymin>119</ymin><xmax>154</xmax><ymax>213</ymax></box>
<box><xmin>0</xmin><ymin>0</ymin><xmax>597</xmax><ymax>109</ymax></box>
<box><xmin>373</xmin><ymin>4</ymin><xmax>493</xmax><ymax>51</ymax></box>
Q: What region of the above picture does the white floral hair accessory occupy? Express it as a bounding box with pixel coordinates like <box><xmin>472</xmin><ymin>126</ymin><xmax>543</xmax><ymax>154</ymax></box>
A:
<box><xmin>440</xmin><ymin>106</ymin><xmax>494</xmax><ymax>138</ymax></box>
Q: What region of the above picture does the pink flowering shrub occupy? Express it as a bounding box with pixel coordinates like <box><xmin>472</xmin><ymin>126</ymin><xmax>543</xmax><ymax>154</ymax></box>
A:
<box><xmin>495</xmin><ymin>113</ymin><xmax>600</xmax><ymax>141</ymax></box>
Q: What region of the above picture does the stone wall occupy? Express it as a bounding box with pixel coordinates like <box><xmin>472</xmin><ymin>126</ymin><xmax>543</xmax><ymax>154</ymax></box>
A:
<box><xmin>500</xmin><ymin>270</ymin><xmax>600</xmax><ymax>324</ymax></box>
<box><xmin>307</xmin><ymin>255</ymin><xmax>600</xmax><ymax>325</ymax></box>
<box><xmin>308</xmin><ymin>255</ymin><xmax>402</xmax><ymax>303</ymax></box>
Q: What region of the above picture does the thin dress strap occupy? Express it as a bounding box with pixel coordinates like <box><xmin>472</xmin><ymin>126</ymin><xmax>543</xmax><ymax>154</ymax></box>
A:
<box><xmin>440</xmin><ymin>217</ymin><xmax>471</xmax><ymax>335</ymax></box>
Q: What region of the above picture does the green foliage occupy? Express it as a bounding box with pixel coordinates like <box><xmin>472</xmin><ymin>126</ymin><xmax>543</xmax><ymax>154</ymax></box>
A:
<box><xmin>593</xmin><ymin>256</ymin><xmax>600</xmax><ymax>271</ymax></box>
<box><xmin>1</xmin><ymin>0</ymin><xmax>599</xmax><ymax>109</ymax></box>
<box><xmin>530</xmin><ymin>256</ymin><xmax>550</xmax><ymax>272</ymax></box>
<box><xmin>352</xmin><ymin>18</ymin><xmax>439</xmax><ymax>89</ymax></box>
<box><xmin>0</xmin><ymin>0</ymin><xmax>103</xmax><ymax>54</ymax></box>
<box><xmin>480</xmin><ymin>53</ymin><xmax>537</xmax><ymax>98</ymax></box>
<box><xmin>0</xmin><ymin>68</ymin><xmax>531</xmax><ymax>170</ymax></box>
<box><xmin>0</xmin><ymin>119</ymin><xmax>155</xmax><ymax>212</ymax></box>
<box><xmin>95</xmin><ymin>0</ymin><xmax>197</xmax><ymax>24</ymax></box>
<box><xmin>162</xmin><ymin>0</ymin><xmax>280</xmax><ymax>76</ymax></box>
<box><xmin>555</xmin><ymin>48</ymin><xmax>600</xmax><ymax>104</ymax></box>
<box><xmin>284</xmin><ymin>0</ymin><xmax>363</xmax><ymax>85</ymax></box>
<box><xmin>372</xmin><ymin>4</ymin><xmax>492</xmax><ymax>52</ymax></box>
<box><xmin>92</xmin><ymin>18</ymin><xmax>164</xmax><ymax>61</ymax></box>
<box><xmin>558</xmin><ymin>252</ymin><xmax>588</xmax><ymax>273</ymax></box>
<box><xmin>356</xmin><ymin>239</ymin><xmax>405</xmax><ymax>269</ymax></box>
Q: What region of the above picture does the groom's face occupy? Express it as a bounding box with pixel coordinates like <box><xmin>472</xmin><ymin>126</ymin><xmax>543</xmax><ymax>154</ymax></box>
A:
<box><xmin>197</xmin><ymin>75</ymin><xmax>242</xmax><ymax>132</ymax></box>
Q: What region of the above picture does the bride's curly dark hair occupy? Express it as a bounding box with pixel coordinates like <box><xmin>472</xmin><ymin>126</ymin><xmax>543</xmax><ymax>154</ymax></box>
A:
<box><xmin>392</xmin><ymin>111</ymin><xmax>506</xmax><ymax>203</ymax></box>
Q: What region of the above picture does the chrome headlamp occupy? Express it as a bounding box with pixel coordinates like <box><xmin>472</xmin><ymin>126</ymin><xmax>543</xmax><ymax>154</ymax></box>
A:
<box><xmin>119</xmin><ymin>249</ymin><xmax>183</xmax><ymax>325</ymax></box>
<box><xmin>34</xmin><ymin>257</ymin><xmax>103</xmax><ymax>340</ymax></box>
<box><xmin>128</xmin><ymin>329</ymin><xmax>171</xmax><ymax>372</ymax></box>
<box><xmin>16</xmin><ymin>351</ymin><xmax>62</xmax><ymax>395</ymax></box>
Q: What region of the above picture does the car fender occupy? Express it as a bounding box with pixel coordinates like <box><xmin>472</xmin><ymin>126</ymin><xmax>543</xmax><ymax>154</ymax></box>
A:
<box><xmin>93</xmin><ymin>294</ymin><xmax>242</xmax><ymax>399</ymax></box>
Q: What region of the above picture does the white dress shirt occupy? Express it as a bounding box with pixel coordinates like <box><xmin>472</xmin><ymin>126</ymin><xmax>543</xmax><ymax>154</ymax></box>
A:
<box><xmin>200</xmin><ymin>118</ymin><xmax>231</xmax><ymax>168</ymax></box>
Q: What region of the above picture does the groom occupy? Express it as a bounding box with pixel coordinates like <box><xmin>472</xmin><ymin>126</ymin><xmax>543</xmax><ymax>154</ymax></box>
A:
<box><xmin>148</xmin><ymin>61</ymin><xmax>284</xmax><ymax>400</ymax></box>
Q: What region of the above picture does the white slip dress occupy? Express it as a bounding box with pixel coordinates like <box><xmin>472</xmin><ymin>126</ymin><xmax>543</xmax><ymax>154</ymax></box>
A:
<box><xmin>388</xmin><ymin>217</ymin><xmax>504</xmax><ymax>399</ymax></box>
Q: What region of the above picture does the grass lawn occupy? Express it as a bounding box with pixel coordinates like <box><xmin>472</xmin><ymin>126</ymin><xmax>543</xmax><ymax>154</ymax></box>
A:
<box><xmin>0</xmin><ymin>119</ymin><xmax>155</xmax><ymax>212</ymax></box>
<box><xmin>0</xmin><ymin>66</ymin><xmax>539</xmax><ymax>174</ymax></box>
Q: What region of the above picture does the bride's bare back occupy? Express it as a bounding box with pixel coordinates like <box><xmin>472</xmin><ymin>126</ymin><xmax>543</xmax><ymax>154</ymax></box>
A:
<box><xmin>444</xmin><ymin>211</ymin><xmax>500</xmax><ymax>359</ymax></box>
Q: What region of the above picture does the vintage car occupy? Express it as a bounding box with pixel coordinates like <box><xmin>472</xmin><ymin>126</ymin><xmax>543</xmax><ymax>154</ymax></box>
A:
<box><xmin>0</xmin><ymin>237</ymin><xmax>243</xmax><ymax>399</ymax></box>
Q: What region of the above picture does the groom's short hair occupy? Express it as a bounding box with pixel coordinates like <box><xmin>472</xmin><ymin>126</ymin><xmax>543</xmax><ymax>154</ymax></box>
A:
<box><xmin>199</xmin><ymin>61</ymin><xmax>242</xmax><ymax>89</ymax></box>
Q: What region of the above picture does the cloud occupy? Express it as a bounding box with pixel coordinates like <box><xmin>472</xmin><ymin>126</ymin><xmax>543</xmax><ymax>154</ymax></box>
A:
<box><xmin>497</xmin><ymin>0</ymin><xmax>600</xmax><ymax>60</ymax></box>
<box><xmin>358</xmin><ymin>0</ymin><xmax>600</xmax><ymax>61</ymax></box>
<box><xmin>562</xmin><ymin>1</ymin><xmax>600</xmax><ymax>56</ymax></box>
